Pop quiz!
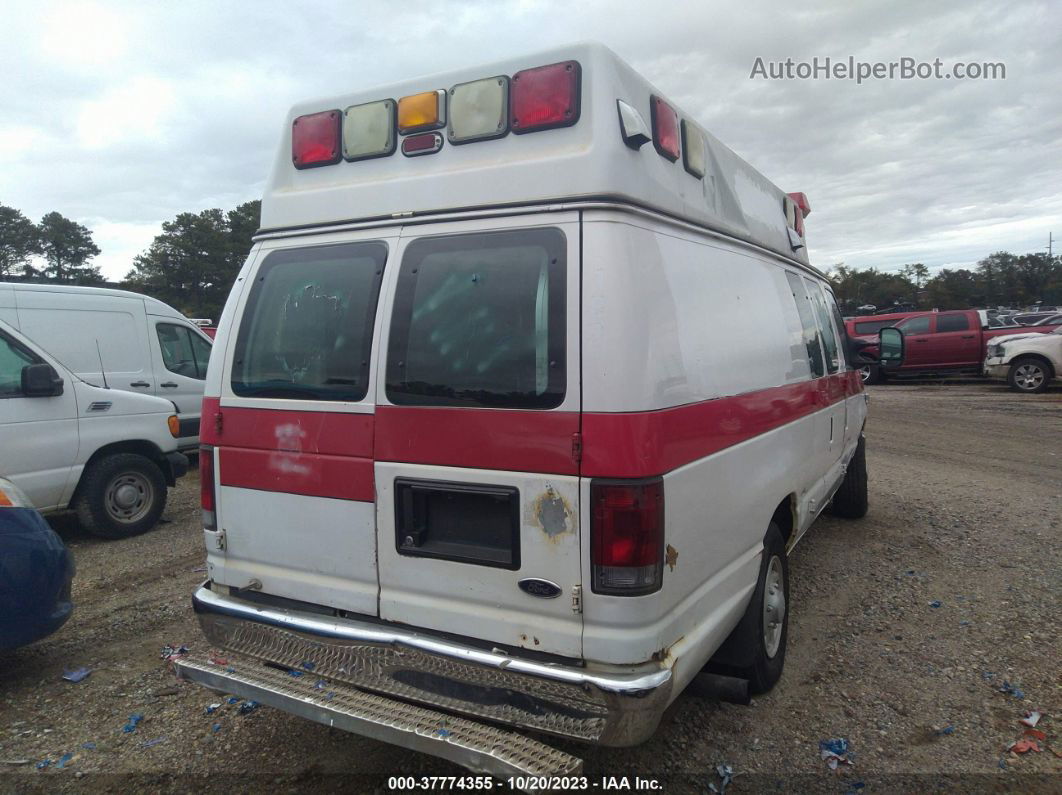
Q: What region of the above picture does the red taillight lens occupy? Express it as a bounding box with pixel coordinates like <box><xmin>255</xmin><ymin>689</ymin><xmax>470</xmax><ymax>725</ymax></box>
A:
<box><xmin>650</xmin><ymin>96</ymin><xmax>679</xmax><ymax>162</ymax></box>
<box><xmin>591</xmin><ymin>479</ymin><xmax>664</xmax><ymax>595</ymax></box>
<box><xmin>292</xmin><ymin>110</ymin><xmax>341</xmax><ymax>169</ymax></box>
<box><xmin>511</xmin><ymin>60</ymin><xmax>581</xmax><ymax>134</ymax></box>
<box><xmin>401</xmin><ymin>131</ymin><xmax>443</xmax><ymax>157</ymax></box>
<box><xmin>200</xmin><ymin>444</ymin><xmax>216</xmax><ymax>531</ymax></box>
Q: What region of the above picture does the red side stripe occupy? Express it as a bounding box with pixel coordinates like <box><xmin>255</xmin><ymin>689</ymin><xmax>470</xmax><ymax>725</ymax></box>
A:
<box><xmin>219</xmin><ymin>447</ymin><xmax>374</xmax><ymax>502</ymax></box>
<box><xmin>582</xmin><ymin>373</ymin><xmax>858</xmax><ymax>478</ymax></box>
<box><xmin>375</xmin><ymin>406</ymin><xmax>580</xmax><ymax>475</ymax></box>
<box><xmin>201</xmin><ymin>399</ymin><xmax>374</xmax><ymax>502</ymax></box>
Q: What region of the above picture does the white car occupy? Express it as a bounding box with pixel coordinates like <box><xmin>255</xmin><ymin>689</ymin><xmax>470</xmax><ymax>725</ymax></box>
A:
<box><xmin>0</xmin><ymin>282</ymin><xmax>212</xmax><ymax>451</ymax></box>
<box><xmin>0</xmin><ymin>319</ymin><xmax>188</xmax><ymax>538</ymax></box>
<box><xmin>984</xmin><ymin>326</ymin><xmax>1062</xmax><ymax>393</ymax></box>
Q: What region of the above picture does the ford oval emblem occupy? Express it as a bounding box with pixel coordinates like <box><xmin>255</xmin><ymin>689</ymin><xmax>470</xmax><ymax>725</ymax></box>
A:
<box><xmin>518</xmin><ymin>578</ymin><xmax>562</xmax><ymax>599</ymax></box>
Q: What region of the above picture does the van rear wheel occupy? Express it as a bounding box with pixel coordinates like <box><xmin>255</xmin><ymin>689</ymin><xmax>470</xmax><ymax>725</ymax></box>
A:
<box><xmin>75</xmin><ymin>453</ymin><xmax>168</xmax><ymax>539</ymax></box>
<box><xmin>704</xmin><ymin>524</ymin><xmax>789</xmax><ymax>695</ymax></box>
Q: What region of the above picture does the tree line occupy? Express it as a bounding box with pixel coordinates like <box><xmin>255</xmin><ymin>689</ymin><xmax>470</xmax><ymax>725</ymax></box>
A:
<box><xmin>830</xmin><ymin>253</ymin><xmax>1062</xmax><ymax>314</ymax></box>
<box><xmin>2</xmin><ymin>197</ymin><xmax>1059</xmax><ymax>319</ymax></box>
<box><xmin>0</xmin><ymin>200</ymin><xmax>260</xmax><ymax>322</ymax></box>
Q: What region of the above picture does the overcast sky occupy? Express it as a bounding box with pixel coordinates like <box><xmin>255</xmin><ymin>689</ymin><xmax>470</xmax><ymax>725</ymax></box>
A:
<box><xmin>2</xmin><ymin>0</ymin><xmax>1059</xmax><ymax>280</ymax></box>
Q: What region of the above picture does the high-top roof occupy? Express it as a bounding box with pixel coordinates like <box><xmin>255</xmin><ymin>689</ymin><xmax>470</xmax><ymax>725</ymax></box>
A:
<box><xmin>261</xmin><ymin>42</ymin><xmax>810</xmax><ymax>266</ymax></box>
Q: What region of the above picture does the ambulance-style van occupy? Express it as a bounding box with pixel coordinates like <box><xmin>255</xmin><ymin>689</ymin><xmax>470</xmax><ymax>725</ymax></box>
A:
<box><xmin>177</xmin><ymin>43</ymin><xmax>873</xmax><ymax>778</ymax></box>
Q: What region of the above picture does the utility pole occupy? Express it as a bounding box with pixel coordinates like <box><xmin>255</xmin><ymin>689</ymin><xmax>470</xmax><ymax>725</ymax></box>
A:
<box><xmin>1049</xmin><ymin>231</ymin><xmax>1053</xmax><ymax>259</ymax></box>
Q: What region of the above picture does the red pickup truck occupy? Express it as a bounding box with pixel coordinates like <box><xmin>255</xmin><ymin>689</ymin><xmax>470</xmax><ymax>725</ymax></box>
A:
<box><xmin>861</xmin><ymin>309</ymin><xmax>1060</xmax><ymax>383</ymax></box>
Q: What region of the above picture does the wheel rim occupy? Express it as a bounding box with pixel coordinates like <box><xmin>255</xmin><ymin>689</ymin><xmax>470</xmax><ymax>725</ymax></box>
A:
<box><xmin>859</xmin><ymin>365</ymin><xmax>871</xmax><ymax>382</ymax></box>
<box><xmin>762</xmin><ymin>555</ymin><xmax>786</xmax><ymax>659</ymax></box>
<box><xmin>1014</xmin><ymin>364</ymin><xmax>1045</xmax><ymax>391</ymax></box>
<box><xmin>104</xmin><ymin>472</ymin><xmax>154</xmax><ymax>524</ymax></box>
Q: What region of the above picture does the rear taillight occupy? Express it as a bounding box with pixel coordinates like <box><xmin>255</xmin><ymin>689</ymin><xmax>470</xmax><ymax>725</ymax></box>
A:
<box><xmin>200</xmin><ymin>444</ymin><xmax>216</xmax><ymax>531</ymax></box>
<box><xmin>511</xmin><ymin>60</ymin><xmax>581</xmax><ymax>134</ymax></box>
<box><xmin>590</xmin><ymin>478</ymin><xmax>664</xmax><ymax>595</ymax></box>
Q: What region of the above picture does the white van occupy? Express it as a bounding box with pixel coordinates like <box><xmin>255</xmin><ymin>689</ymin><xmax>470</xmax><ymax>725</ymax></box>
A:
<box><xmin>0</xmin><ymin>319</ymin><xmax>188</xmax><ymax>538</ymax></box>
<box><xmin>0</xmin><ymin>283</ymin><xmax>213</xmax><ymax>451</ymax></box>
<box><xmin>175</xmin><ymin>44</ymin><xmax>877</xmax><ymax>778</ymax></box>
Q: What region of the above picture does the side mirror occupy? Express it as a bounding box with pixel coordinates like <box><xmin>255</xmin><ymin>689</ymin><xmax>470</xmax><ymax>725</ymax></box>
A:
<box><xmin>21</xmin><ymin>363</ymin><xmax>64</xmax><ymax>397</ymax></box>
<box><xmin>878</xmin><ymin>327</ymin><xmax>905</xmax><ymax>370</ymax></box>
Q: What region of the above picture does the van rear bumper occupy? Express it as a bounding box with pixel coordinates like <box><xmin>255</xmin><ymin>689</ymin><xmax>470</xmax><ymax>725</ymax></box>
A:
<box><xmin>191</xmin><ymin>583</ymin><xmax>672</xmax><ymax>746</ymax></box>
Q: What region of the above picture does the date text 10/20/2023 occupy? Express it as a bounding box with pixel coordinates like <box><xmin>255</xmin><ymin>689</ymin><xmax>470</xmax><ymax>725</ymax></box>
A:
<box><xmin>387</xmin><ymin>776</ymin><xmax>664</xmax><ymax>791</ymax></box>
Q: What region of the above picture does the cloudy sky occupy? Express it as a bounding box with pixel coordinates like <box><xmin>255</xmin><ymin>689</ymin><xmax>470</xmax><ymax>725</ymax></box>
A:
<box><xmin>1</xmin><ymin>0</ymin><xmax>1059</xmax><ymax>280</ymax></box>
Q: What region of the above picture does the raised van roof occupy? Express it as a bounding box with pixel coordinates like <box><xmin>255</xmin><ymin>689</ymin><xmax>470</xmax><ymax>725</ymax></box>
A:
<box><xmin>262</xmin><ymin>42</ymin><xmax>811</xmax><ymax>267</ymax></box>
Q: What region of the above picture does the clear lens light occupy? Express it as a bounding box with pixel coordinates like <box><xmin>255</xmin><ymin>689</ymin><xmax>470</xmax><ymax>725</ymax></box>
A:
<box><xmin>681</xmin><ymin>120</ymin><xmax>705</xmax><ymax>178</ymax></box>
<box><xmin>448</xmin><ymin>76</ymin><xmax>508</xmax><ymax>143</ymax></box>
<box><xmin>343</xmin><ymin>100</ymin><xmax>395</xmax><ymax>161</ymax></box>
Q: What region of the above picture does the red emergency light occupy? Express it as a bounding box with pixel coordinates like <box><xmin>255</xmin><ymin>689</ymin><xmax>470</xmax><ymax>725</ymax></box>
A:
<box><xmin>787</xmin><ymin>192</ymin><xmax>811</xmax><ymax>237</ymax></box>
<box><xmin>292</xmin><ymin>110</ymin><xmax>341</xmax><ymax>169</ymax></box>
<box><xmin>650</xmin><ymin>96</ymin><xmax>679</xmax><ymax>162</ymax></box>
<box><xmin>511</xmin><ymin>60</ymin><xmax>581</xmax><ymax>134</ymax></box>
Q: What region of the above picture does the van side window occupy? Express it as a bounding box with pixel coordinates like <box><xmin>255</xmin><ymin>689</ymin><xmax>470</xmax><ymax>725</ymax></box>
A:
<box><xmin>386</xmin><ymin>228</ymin><xmax>566</xmax><ymax>409</ymax></box>
<box><xmin>935</xmin><ymin>313</ymin><xmax>969</xmax><ymax>332</ymax></box>
<box><xmin>784</xmin><ymin>271</ymin><xmax>825</xmax><ymax>378</ymax></box>
<box><xmin>157</xmin><ymin>324</ymin><xmax>212</xmax><ymax>380</ymax></box>
<box><xmin>0</xmin><ymin>332</ymin><xmax>38</xmax><ymax>398</ymax></box>
<box><xmin>231</xmin><ymin>241</ymin><xmax>388</xmax><ymax>401</ymax></box>
<box><xmin>804</xmin><ymin>278</ymin><xmax>840</xmax><ymax>373</ymax></box>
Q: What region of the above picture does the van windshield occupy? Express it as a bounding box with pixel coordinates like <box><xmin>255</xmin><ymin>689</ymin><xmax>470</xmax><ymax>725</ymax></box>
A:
<box><xmin>386</xmin><ymin>228</ymin><xmax>566</xmax><ymax>409</ymax></box>
<box><xmin>231</xmin><ymin>241</ymin><xmax>387</xmax><ymax>401</ymax></box>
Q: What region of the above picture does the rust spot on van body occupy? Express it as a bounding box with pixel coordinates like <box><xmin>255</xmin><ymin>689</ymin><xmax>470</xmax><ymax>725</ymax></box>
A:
<box><xmin>665</xmin><ymin>544</ymin><xmax>678</xmax><ymax>571</ymax></box>
<box><xmin>527</xmin><ymin>485</ymin><xmax>574</xmax><ymax>539</ymax></box>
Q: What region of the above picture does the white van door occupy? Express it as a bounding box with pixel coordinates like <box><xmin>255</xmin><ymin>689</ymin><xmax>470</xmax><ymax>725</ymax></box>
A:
<box><xmin>150</xmin><ymin>320</ymin><xmax>211</xmax><ymax>442</ymax></box>
<box><xmin>373</xmin><ymin>216</ymin><xmax>584</xmax><ymax>658</ymax></box>
<box><xmin>0</xmin><ymin>328</ymin><xmax>78</xmax><ymax>511</ymax></box>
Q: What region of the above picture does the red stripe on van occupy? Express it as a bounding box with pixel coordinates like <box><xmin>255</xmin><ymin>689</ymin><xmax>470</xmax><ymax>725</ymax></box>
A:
<box><xmin>581</xmin><ymin>370</ymin><xmax>861</xmax><ymax>477</ymax></box>
<box><xmin>200</xmin><ymin>398</ymin><xmax>374</xmax><ymax>501</ymax></box>
<box><xmin>375</xmin><ymin>406</ymin><xmax>580</xmax><ymax>475</ymax></box>
<box><xmin>218</xmin><ymin>447</ymin><xmax>374</xmax><ymax>502</ymax></box>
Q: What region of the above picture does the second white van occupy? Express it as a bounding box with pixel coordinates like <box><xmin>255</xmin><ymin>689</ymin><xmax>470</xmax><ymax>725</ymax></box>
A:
<box><xmin>0</xmin><ymin>283</ymin><xmax>213</xmax><ymax>452</ymax></box>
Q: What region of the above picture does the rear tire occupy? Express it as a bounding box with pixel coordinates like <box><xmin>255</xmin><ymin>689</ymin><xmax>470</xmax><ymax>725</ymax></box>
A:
<box><xmin>829</xmin><ymin>434</ymin><xmax>869</xmax><ymax>519</ymax></box>
<box><xmin>1007</xmin><ymin>357</ymin><xmax>1052</xmax><ymax>393</ymax></box>
<box><xmin>75</xmin><ymin>453</ymin><xmax>168</xmax><ymax>539</ymax></box>
<box><xmin>861</xmin><ymin>365</ymin><xmax>884</xmax><ymax>385</ymax></box>
<box><xmin>705</xmin><ymin>524</ymin><xmax>789</xmax><ymax>695</ymax></box>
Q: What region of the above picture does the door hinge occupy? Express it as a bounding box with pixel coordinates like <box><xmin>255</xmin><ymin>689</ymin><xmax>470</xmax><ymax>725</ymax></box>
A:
<box><xmin>571</xmin><ymin>584</ymin><xmax>582</xmax><ymax>614</ymax></box>
<box><xmin>212</xmin><ymin>529</ymin><xmax>226</xmax><ymax>551</ymax></box>
<box><xmin>214</xmin><ymin>411</ymin><xmax>224</xmax><ymax>435</ymax></box>
<box><xmin>571</xmin><ymin>432</ymin><xmax>582</xmax><ymax>464</ymax></box>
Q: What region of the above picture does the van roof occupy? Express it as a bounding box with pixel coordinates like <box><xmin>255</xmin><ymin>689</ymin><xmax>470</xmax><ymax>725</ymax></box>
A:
<box><xmin>0</xmin><ymin>281</ymin><xmax>187</xmax><ymax>320</ymax></box>
<box><xmin>263</xmin><ymin>42</ymin><xmax>811</xmax><ymax>267</ymax></box>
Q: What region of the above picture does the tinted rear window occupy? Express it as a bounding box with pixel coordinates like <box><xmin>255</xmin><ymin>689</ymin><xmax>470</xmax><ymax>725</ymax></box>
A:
<box><xmin>231</xmin><ymin>241</ymin><xmax>387</xmax><ymax>401</ymax></box>
<box><xmin>854</xmin><ymin>320</ymin><xmax>890</xmax><ymax>334</ymax></box>
<box><xmin>936</xmin><ymin>313</ymin><xmax>970</xmax><ymax>332</ymax></box>
<box><xmin>386</xmin><ymin>228</ymin><xmax>566</xmax><ymax>408</ymax></box>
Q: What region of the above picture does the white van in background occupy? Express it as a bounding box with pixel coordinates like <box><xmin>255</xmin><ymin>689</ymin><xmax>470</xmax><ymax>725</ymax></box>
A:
<box><xmin>0</xmin><ymin>283</ymin><xmax>212</xmax><ymax>451</ymax></box>
<box><xmin>0</xmin><ymin>319</ymin><xmax>188</xmax><ymax>538</ymax></box>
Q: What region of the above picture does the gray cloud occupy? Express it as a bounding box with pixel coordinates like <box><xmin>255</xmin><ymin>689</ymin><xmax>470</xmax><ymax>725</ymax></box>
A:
<box><xmin>1</xmin><ymin>0</ymin><xmax>1059</xmax><ymax>279</ymax></box>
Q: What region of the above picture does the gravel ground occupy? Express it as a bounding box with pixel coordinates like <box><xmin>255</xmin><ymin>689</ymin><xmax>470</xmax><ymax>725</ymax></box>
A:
<box><xmin>2</xmin><ymin>381</ymin><xmax>1059</xmax><ymax>792</ymax></box>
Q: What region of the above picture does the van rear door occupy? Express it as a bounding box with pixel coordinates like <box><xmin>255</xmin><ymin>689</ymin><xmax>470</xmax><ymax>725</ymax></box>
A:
<box><xmin>373</xmin><ymin>216</ymin><xmax>584</xmax><ymax>658</ymax></box>
<box><xmin>210</xmin><ymin>234</ymin><xmax>392</xmax><ymax>616</ymax></box>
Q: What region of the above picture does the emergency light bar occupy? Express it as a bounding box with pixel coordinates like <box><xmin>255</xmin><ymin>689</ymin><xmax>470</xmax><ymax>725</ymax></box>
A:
<box><xmin>292</xmin><ymin>59</ymin><xmax>583</xmax><ymax>168</ymax></box>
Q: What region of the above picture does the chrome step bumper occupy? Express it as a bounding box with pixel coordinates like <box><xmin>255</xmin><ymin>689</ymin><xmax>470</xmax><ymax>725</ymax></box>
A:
<box><xmin>192</xmin><ymin>584</ymin><xmax>671</xmax><ymax>746</ymax></box>
<box><xmin>174</xmin><ymin>650</ymin><xmax>582</xmax><ymax>783</ymax></box>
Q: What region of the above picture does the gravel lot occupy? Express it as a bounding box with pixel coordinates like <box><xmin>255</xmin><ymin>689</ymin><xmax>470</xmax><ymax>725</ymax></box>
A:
<box><xmin>2</xmin><ymin>381</ymin><xmax>1059</xmax><ymax>792</ymax></box>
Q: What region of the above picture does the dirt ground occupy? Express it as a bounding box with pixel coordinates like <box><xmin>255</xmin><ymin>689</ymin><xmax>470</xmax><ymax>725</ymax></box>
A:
<box><xmin>2</xmin><ymin>381</ymin><xmax>1059</xmax><ymax>792</ymax></box>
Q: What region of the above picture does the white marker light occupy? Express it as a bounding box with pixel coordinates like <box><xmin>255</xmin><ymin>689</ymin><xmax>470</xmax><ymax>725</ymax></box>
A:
<box><xmin>448</xmin><ymin>76</ymin><xmax>509</xmax><ymax>144</ymax></box>
<box><xmin>343</xmin><ymin>99</ymin><xmax>396</xmax><ymax>161</ymax></box>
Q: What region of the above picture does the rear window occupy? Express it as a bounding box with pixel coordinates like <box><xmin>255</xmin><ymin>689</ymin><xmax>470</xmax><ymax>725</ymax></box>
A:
<box><xmin>386</xmin><ymin>228</ymin><xmax>566</xmax><ymax>409</ymax></box>
<box><xmin>854</xmin><ymin>320</ymin><xmax>891</xmax><ymax>334</ymax></box>
<box><xmin>936</xmin><ymin>313</ymin><xmax>970</xmax><ymax>332</ymax></box>
<box><xmin>231</xmin><ymin>241</ymin><xmax>387</xmax><ymax>401</ymax></box>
